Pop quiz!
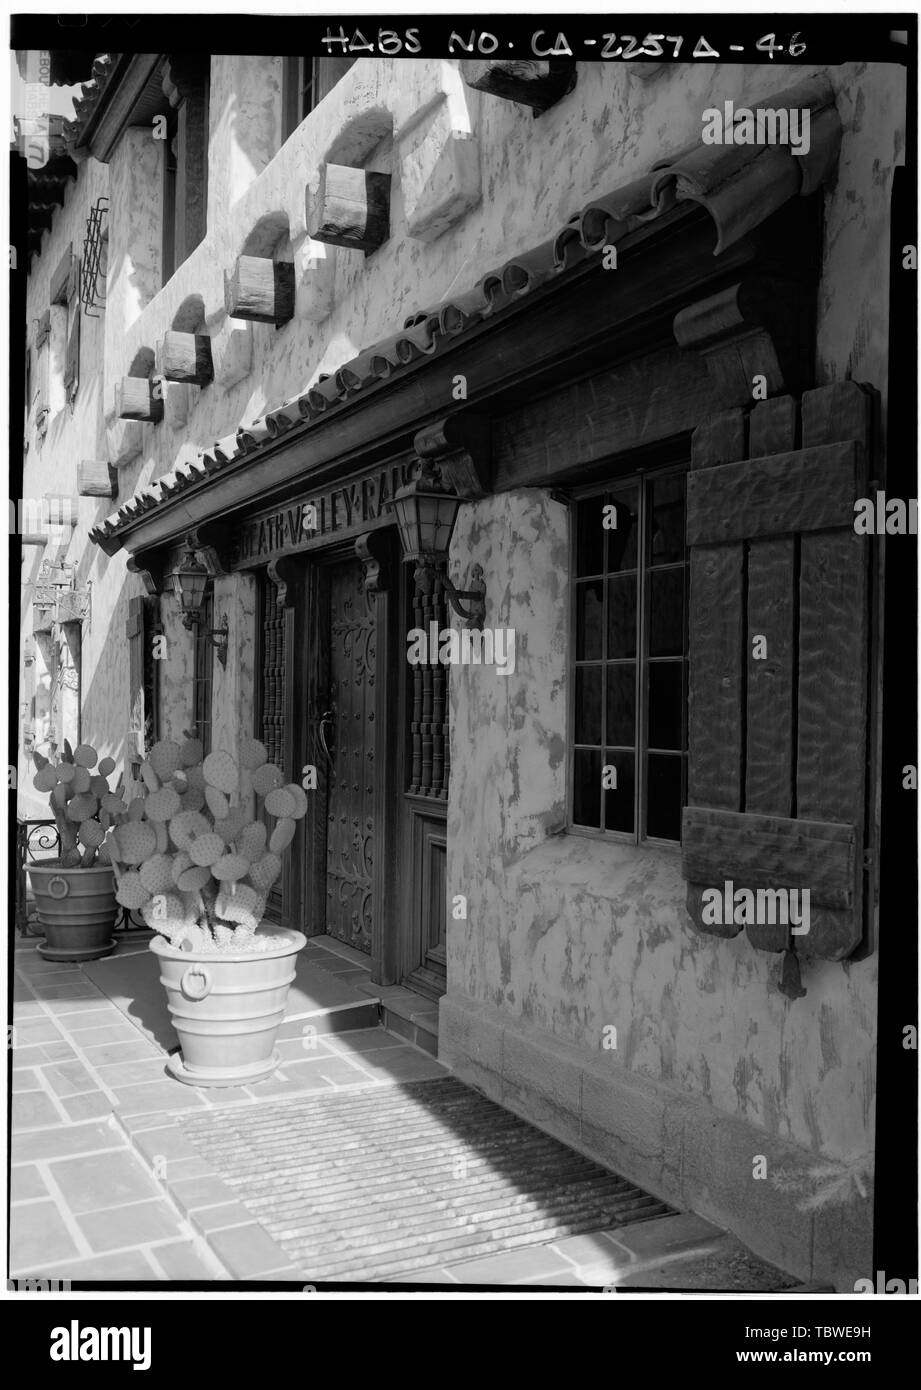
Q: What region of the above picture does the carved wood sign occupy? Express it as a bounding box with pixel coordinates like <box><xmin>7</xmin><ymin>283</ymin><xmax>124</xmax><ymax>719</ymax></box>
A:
<box><xmin>234</xmin><ymin>459</ymin><xmax>414</xmax><ymax>566</ymax></box>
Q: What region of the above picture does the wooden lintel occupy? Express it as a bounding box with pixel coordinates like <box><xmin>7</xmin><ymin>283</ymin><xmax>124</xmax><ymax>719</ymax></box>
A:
<box><xmin>157</xmin><ymin>330</ymin><xmax>213</xmax><ymax>386</ymax></box>
<box><xmin>116</xmin><ymin>376</ymin><xmax>163</xmax><ymax>423</ymax></box>
<box><xmin>309</xmin><ymin>164</ymin><xmax>391</xmax><ymax>253</ymax></box>
<box><xmin>224</xmin><ymin>256</ymin><xmax>295</xmax><ymax>326</ymax></box>
<box><xmin>462</xmin><ymin>58</ymin><xmax>577</xmax><ymax>114</ymax></box>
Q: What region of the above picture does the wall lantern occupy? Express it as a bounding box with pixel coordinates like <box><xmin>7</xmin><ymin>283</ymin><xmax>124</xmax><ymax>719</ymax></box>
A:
<box><xmin>167</xmin><ymin>546</ymin><xmax>229</xmax><ymax>666</ymax></box>
<box><xmin>389</xmin><ymin>460</ymin><xmax>486</xmax><ymax>629</ymax></box>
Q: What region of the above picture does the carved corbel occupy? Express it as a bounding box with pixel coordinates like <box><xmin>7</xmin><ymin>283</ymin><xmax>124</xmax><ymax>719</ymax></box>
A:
<box><xmin>673</xmin><ymin>276</ymin><xmax>815</xmax><ymax>406</ymax></box>
<box><xmin>266</xmin><ymin>555</ymin><xmax>299</xmax><ymax>608</ymax></box>
<box><xmin>186</xmin><ymin>526</ymin><xmax>229</xmax><ymax>578</ymax></box>
<box><xmin>355</xmin><ymin>531</ymin><xmax>392</xmax><ymax>595</ymax></box>
<box><xmin>413</xmin><ymin>413</ymin><xmax>492</xmax><ymax>499</ymax></box>
<box><xmin>127</xmin><ymin>554</ymin><xmax>162</xmax><ymax>596</ymax></box>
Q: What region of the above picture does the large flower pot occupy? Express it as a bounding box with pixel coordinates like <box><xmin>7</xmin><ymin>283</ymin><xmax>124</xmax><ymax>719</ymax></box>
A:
<box><xmin>150</xmin><ymin>925</ymin><xmax>306</xmax><ymax>1087</ymax></box>
<box><xmin>27</xmin><ymin>861</ymin><xmax>118</xmax><ymax>962</ymax></box>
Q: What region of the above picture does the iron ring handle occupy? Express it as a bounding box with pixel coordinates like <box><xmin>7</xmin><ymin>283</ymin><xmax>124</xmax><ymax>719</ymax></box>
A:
<box><xmin>181</xmin><ymin>965</ymin><xmax>212</xmax><ymax>1000</ymax></box>
<box><xmin>48</xmin><ymin>876</ymin><xmax>69</xmax><ymax>899</ymax></box>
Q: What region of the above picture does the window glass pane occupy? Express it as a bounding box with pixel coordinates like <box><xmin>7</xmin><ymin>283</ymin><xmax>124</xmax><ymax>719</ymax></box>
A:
<box><xmin>646</xmin><ymin>754</ymin><xmax>683</xmax><ymax>840</ymax></box>
<box><xmin>574</xmin><ymin>666</ymin><xmax>602</xmax><ymax>745</ymax></box>
<box><xmin>606</xmin><ymin>486</ymin><xmax>639</xmax><ymax>572</ymax></box>
<box><xmin>575</xmin><ymin>580</ymin><xmax>604</xmax><ymax>661</ymax></box>
<box><xmin>605</xmin><ymin>663</ymin><xmax>636</xmax><ymax>746</ymax></box>
<box><xmin>648</xmin><ymin>661</ymin><xmax>683</xmax><ymax>750</ymax></box>
<box><xmin>606</xmin><ymin>574</ymin><xmax>637</xmax><ymax>658</ymax></box>
<box><xmin>649</xmin><ymin>473</ymin><xmax>686</xmax><ymax>566</ymax></box>
<box><xmin>604</xmin><ymin>750</ymin><xmax>635</xmax><ymax>834</ymax></box>
<box><xmin>575</xmin><ymin>497</ymin><xmax>607</xmax><ymax>577</ymax></box>
<box><xmin>649</xmin><ymin>568</ymin><xmax>685</xmax><ymax>657</ymax></box>
<box><xmin>573</xmin><ymin>748</ymin><xmax>602</xmax><ymax>828</ymax></box>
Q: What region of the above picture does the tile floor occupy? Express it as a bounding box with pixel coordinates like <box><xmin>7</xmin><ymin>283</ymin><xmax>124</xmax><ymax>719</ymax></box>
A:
<box><xmin>10</xmin><ymin>932</ymin><xmax>797</xmax><ymax>1290</ymax></box>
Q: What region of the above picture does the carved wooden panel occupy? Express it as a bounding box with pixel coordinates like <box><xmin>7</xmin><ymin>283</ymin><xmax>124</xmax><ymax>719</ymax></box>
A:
<box><xmin>260</xmin><ymin>574</ymin><xmax>286</xmax><ymax>768</ymax></box>
<box><xmin>325</xmin><ymin>561</ymin><xmax>376</xmax><ymax>954</ymax></box>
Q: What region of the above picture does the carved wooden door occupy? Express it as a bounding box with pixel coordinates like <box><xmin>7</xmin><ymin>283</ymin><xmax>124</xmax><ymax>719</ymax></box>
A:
<box><xmin>323</xmin><ymin>560</ymin><xmax>376</xmax><ymax>953</ymax></box>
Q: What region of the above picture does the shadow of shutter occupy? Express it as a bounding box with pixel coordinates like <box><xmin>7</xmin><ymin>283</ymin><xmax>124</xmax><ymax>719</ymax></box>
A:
<box><xmin>682</xmin><ymin>383</ymin><xmax>875</xmax><ymax>986</ymax></box>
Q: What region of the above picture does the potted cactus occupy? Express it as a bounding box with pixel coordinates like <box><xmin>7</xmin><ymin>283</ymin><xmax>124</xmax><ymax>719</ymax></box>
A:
<box><xmin>28</xmin><ymin>740</ymin><xmax>123</xmax><ymax>960</ymax></box>
<box><xmin>115</xmin><ymin>735</ymin><xmax>308</xmax><ymax>1087</ymax></box>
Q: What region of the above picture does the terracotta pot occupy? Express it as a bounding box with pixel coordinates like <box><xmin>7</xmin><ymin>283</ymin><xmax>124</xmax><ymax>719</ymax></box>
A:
<box><xmin>150</xmin><ymin>925</ymin><xmax>306</xmax><ymax>1087</ymax></box>
<box><xmin>27</xmin><ymin>861</ymin><xmax>118</xmax><ymax>962</ymax></box>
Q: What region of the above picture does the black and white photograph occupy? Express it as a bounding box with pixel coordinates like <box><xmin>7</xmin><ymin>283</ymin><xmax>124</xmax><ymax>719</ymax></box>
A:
<box><xmin>4</xmin><ymin>2</ymin><xmax>918</xmax><ymax>1340</ymax></box>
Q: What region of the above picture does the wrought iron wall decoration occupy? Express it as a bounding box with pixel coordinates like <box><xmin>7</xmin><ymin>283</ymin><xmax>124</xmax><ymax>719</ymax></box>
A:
<box><xmin>80</xmin><ymin>196</ymin><xmax>108</xmax><ymax>317</ymax></box>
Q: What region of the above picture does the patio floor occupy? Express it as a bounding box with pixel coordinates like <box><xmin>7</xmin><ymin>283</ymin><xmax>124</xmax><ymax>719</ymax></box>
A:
<box><xmin>10</xmin><ymin>932</ymin><xmax>800</xmax><ymax>1290</ymax></box>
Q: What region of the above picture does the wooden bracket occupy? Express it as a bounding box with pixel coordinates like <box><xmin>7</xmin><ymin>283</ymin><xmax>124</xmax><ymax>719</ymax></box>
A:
<box><xmin>309</xmin><ymin>163</ymin><xmax>391</xmax><ymax>253</ymax></box>
<box><xmin>355</xmin><ymin>531</ymin><xmax>392</xmax><ymax>595</ymax></box>
<box><xmin>157</xmin><ymin>330</ymin><xmax>213</xmax><ymax>386</ymax></box>
<box><xmin>266</xmin><ymin>555</ymin><xmax>299</xmax><ymax>608</ymax></box>
<box><xmin>413</xmin><ymin>413</ymin><xmax>492</xmax><ymax>499</ymax></box>
<box><xmin>673</xmin><ymin>277</ymin><xmax>815</xmax><ymax>406</ymax></box>
<box><xmin>462</xmin><ymin>59</ymin><xmax>577</xmax><ymax>114</ymax></box>
<box><xmin>224</xmin><ymin>256</ymin><xmax>295</xmax><ymax>326</ymax></box>
<box><xmin>126</xmin><ymin>554</ymin><xmax>162</xmax><ymax>596</ymax></box>
<box><xmin>116</xmin><ymin>375</ymin><xmax>164</xmax><ymax>423</ymax></box>
<box><xmin>186</xmin><ymin>526</ymin><xmax>229</xmax><ymax>578</ymax></box>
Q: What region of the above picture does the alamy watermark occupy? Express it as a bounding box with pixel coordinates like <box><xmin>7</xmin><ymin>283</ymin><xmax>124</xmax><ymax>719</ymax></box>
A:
<box><xmin>700</xmin><ymin>880</ymin><xmax>811</xmax><ymax>935</ymax></box>
<box><xmin>406</xmin><ymin>622</ymin><xmax>516</xmax><ymax>676</ymax></box>
<box><xmin>702</xmin><ymin>100</ymin><xmax>811</xmax><ymax>156</ymax></box>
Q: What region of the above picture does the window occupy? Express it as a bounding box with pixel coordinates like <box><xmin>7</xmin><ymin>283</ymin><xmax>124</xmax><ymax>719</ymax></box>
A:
<box><xmin>193</xmin><ymin>585</ymin><xmax>215</xmax><ymax>756</ymax></box>
<box><xmin>570</xmin><ymin>466</ymin><xmax>689</xmax><ymax>843</ymax></box>
<box><xmin>157</xmin><ymin>55</ymin><xmax>209</xmax><ymax>284</ymax></box>
<box><xmin>283</xmin><ymin>56</ymin><xmax>357</xmax><ymax>137</ymax></box>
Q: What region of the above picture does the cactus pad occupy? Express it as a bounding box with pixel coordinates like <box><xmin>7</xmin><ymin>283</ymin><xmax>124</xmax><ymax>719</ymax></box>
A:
<box><xmin>148</xmin><ymin>739</ymin><xmax>183</xmax><ymax>780</ymax></box>
<box><xmin>144</xmin><ymin>787</ymin><xmax>181</xmax><ymax>822</ymax></box>
<box><xmin>169</xmin><ymin>810</ymin><xmax>211</xmax><ymax>850</ymax></box>
<box><xmin>188</xmin><ymin>833</ymin><xmax>225</xmax><ymax>868</ymax></box>
<box><xmin>139</xmin><ymin>854</ymin><xmax>176</xmax><ymax>894</ymax></box>
<box><xmin>203</xmin><ymin>750</ymin><xmax>239</xmax><ymax>794</ymax></box>
<box><xmin>66</xmin><ymin>792</ymin><xmax>99</xmax><ymax>822</ymax></box>
<box><xmin>238</xmin><ymin>822</ymin><xmax>268</xmax><ymax>860</ymax></box>
<box><xmin>264</xmin><ymin>787</ymin><xmax>298</xmax><ymax>819</ymax></box>
<box><xmin>252</xmin><ymin>762</ymin><xmax>284</xmax><ymax>796</ymax></box>
<box><xmin>116</xmin><ymin>872</ymin><xmax>151</xmax><ymax>909</ymax></box>
<box><xmin>204</xmin><ymin>786</ymin><xmax>230</xmax><ymax>819</ymax></box>
<box><xmin>239</xmin><ymin>737</ymin><xmax>268</xmax><ymax>770</ymax></box>
<box><xmin>269</xmin><ymin>818</ymin><xmax>296</xmax><ymax>853</ymax></box>
<box><xmin>211</xmin><ymin>853</ymin><xmax>251</xmax><ymax>882</ymax></box>
<box><xmin>73</xmin><ymin>743</ymin><xmax>98</xmax><ymax>768</ymax></box>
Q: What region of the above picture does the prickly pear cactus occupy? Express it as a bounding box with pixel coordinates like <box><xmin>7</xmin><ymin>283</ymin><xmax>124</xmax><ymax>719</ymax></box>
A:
<box><xmin>56</xmin><ymin>736</ymin><xmax>309</xmax><ymax>953</ymax></box>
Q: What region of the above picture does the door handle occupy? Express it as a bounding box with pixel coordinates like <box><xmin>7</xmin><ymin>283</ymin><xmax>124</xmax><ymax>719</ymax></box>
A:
<box><xmin>318</xmin><ymin>708</ymin><xmax>335</xmax><ymax>764</ymax></box>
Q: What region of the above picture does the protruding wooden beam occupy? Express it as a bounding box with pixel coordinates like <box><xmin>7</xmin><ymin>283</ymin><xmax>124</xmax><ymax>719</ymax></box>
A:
<box><xmin>414</xmin><ymin>413</ymin><xmax>492</xmax><ymax>499</ymax></box>
<box><xmin>309</xmin><ymin>164</ymin><xmax>391</xmax><ymax>253</ymax></box>
<box><xmin>157</xmin><ymin>329</ymin><xmax>213</xmax><ymax>386</ymax></box>
<box><xmin>462</xmin><ymin>59</ymin><xmax>577</xmax><ymax>114</ymax></box>
<box><xmin>77</xmin><ymin>459</ymin><xmax>116</xmax><ymax>498</ymax></box>
<box><xmin>223</xmin><ymin>256</ymin><xmax>295</xmax><ymax>326</ymax></box>
<box><xmin>116</xmin><ymin>375</ymin><xmax>164</xmax><ymax>423</ymax></box>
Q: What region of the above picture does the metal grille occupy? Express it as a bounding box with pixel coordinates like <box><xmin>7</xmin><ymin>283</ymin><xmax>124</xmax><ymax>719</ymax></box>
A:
<box><xmin>260</xmin><ymin>575</ymin><xmax>286</xmax><ymax>768</ymax></box>
<box><xmin>80</xmin><ymin>196</ymin><xmax>108</xmax><ymax>317</ymax></box>
<box><xmin>408</xmin><ymin>571</ymin><xmax>449</xmax><ymax>799</ymax></box>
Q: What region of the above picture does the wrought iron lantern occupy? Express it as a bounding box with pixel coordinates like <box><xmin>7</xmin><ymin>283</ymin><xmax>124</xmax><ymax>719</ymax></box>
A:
<box><xmin>168</xmin><ymin>546</ymin><xmax>228</xmax><ymax>665</ymax></box>
<box><xmin>389</xmin><ymin>460</ymin><xmax>486</xmax><ymax>629</ymax></box>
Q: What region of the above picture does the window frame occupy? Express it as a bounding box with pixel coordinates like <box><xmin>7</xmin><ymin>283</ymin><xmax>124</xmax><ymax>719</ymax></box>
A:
<box><xmin>192</xmin><ymin>584</ymin><xmax>215</xmax><ymax>757</ymax></box>
<box><xmin>567</xmin><ymin>459</ymin><xmax>689</xmax><ymax>850</ymax></box>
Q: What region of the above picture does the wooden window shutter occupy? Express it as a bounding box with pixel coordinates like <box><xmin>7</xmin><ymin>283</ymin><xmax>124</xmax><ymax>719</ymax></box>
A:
<box><xmin>682</xmin><ymin>383</ymin><xmax>875</xmax><ymax>996</ymax></box>
<box><xmin>127</xmin><ymin>595</ymin><xmax>161</xmax><ymax>766</ymax></box>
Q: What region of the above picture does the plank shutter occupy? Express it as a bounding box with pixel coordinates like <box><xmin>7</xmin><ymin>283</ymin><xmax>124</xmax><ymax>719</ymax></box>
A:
<box><xmin>682</xmin><ymin>383</ymin><xmax>875</xmax><ymax>994</ymax></box>
<box><xmin>126</xmin><ymin>595</ymin><xmax>161</xmax><ymax>771</ymax></box>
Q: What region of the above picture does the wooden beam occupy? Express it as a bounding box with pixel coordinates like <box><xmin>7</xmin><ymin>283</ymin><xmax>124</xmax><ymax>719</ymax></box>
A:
<box><xmin>116</xmin><ymin>376</ymin><xmax>164</xmax><ymax>423</ymax></box>
<box><xmin>462</xmin><ymin>59</ymin><xmax>576</xmax><ymax>114</ymax></box>
<box><xmin>223</xmin><ymin>256</ymin><xmax>295</xmax><ymax>325</ymax></box>
<box><xmin>309</xmin><ymin>164</ymin><xmax>391</xmax><ymax>253</ymax></box>
<box><xmin>681</xmin><ymin>806</ymin><xmax>857</xmax><ymax>908</ymax></box>
<box><xmin>157</xmin><ymin>329</ymin><xmax>213</xmax><ymax>385</ymax></box>
<box><xmin>686</xmin><ymin>440</ymin><xmax>867</xmax><ymax>546</ymax></box>
<box><xmin>414</xmin><ymin>413</ymin><xmax>492</xmax><ymax>498</ymax></box>
<box><xmin>77</xmin><ymin>459</ymin><xmax>116</xmax><ymax>498</ymax></box>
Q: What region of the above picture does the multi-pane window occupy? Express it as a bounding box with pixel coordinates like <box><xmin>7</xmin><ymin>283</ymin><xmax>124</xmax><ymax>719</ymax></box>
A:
<box><xmin>570</xmin><ymin>467</ymin><xmax>689</xmax><ymax>843</ymax></box>
<box><xmin>283</xmin><ymin>56</ymin><xmax>357</xmax><ymax>137</ymax></box>
<box><xmin>193</xmin><ymin>586</ymin><xmax>214</xmax><ymax>756</ymax></box>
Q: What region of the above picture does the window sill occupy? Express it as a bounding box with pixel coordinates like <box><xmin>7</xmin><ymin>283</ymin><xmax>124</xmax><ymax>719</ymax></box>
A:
<box><xmin>507</xmin><ymin>828</ymin><xmax>685</xmax><ymax>905</ymax></box>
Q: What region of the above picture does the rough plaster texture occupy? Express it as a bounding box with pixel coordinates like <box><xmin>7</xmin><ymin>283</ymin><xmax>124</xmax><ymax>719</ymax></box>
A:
<box><xmin>444</xmin><ymin>489</ymin><xmax>877</xmax><ymax>1289</ymax></box>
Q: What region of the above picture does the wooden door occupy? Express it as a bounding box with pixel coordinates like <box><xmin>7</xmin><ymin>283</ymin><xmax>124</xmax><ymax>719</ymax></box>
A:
<box><xmin>321</xmin><ymin>558</ymin><xmax>377</xmax><ymax>954</ymax></box>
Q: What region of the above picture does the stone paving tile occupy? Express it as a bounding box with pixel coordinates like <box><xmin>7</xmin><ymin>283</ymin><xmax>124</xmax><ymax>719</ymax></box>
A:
<box><xmin>12</xmin><ymin>1068</ymin><xmax>41</xmax><ymax>1093</ymax></box>
<box><xmin>607</xmin><ymin>1212</ymin><xmax>724</xmax><ymax>1260</ymax></box>
<box><xmin>62</xmin><ymin>1092</ymin><xmax>116</xmax><ymax>1122</ymax></box>
<box><xmin>95</xmin><ymin>1057</ymin><xmax>171</xmax><ymax>1086</ymax></box>
<box><xmin>549</xmin><ymin>1230</ymin><xmax>631</xmax><ymax>1269</ymax></box>
<box><xmin>11</xmin><ymin>1018</ymin><xmax>66</xmax><ymax>1044</ymax></box>
<box><xmin>520</xmin><ymin>1271</ymin><xmax>591</xmax><ymax>1287</ymax></box>
<box><xmin>158</xmin><ymin>1156</ymin><xmax>214</xmax><ymax>1182</ymax></box>
<box><xmin>274</xmin><ymin>1036</ymin><xmax>337</xmax><ymax>1061</ymax></box>
<box><xmin>36</xmin><ymin>984</ymin><xmax>106</xmax><ymax>1003</ymax></box>
<box><xmin>50</xmin><ymin>1149</ymin><xmax>162</xmax><ymax>1214</ymax></box>
<box><xmin>13</xmin><ymin>1118</ymin><xmax>126</xmax><ymax>1163</ymax></box>
<box><xmin>168</xmin><ymin>1174</ymin><xmax>240</xmax><ymax>1214</ymax></box>
<box><xmin>190</xmin><ymin>1201</ymin><xmax>253</xmax><ymax>1233</ymax></box>
<box><xmin>10</xmin><ymin>1200</ymin><xmax>81</xmax><ymax>1271</ymax></box>
<box><xmin>11</xmin><ymin>1165</ymin><xmax>50</xmax><ymax>1202</ymax></box>
<box><xmin>247</xmin><ymin>1069</ymin><xmax>336</xmax><ymax>1098</ymax></box>
<box><xmin>440</xmin><ymin>1244</ymin><xmax>575</xmax><ymax>1285</ymax></box>
<box><xmin>112</xmin><ymin>1081</ymin><xmax>208</xmax><ymax>1116</ymax></box>
<box><xmin>45</xmin><ymin>996</ymin><xmax>114</xmax><ymax>1015</ymax></box>
<box><xmin>12</xmin><ymin>1001</ymin><xmax>46</xmax><ymax>1018</ymax></box>
<box><xmin>42</xmin><ymin>1059</ymin><xmax>99</xmax><ymax>1097</ymax></box>
<box><xmin>325</xmin><ymin>1027</ymin><xmax>407</xmax><ymax>1054</ymax></box>
<box><xmin>53</xmin><ymin>1007</ymin><xmax>127</xmax><ymax>1032</ymax></box>
<box><xmin>352</xmin><ymin>1046</ymin><xmax>448</xmax><ymax>1083</ymax></box>
<box><xmin>76</xmin><ymin>1200</ymin><xmax>186</xmax><ymax>1253</ymax></box>
<box><xmin>131</xmin><ymin>1124</ymin><xmax>201</xmax><ymax>1165</ymax></box>
<box><xmin>35</xmin><ymin>1249</ymin><xmax>160</xmax><ymax>1280</ymax></box>
<box><xmin>389</xmin><ymin>1268</ymin><xmax>460</xmax><ymax>1284</ymax></box>
<box><xmin>13</xmin><ymin>1041</ymin><xmax>77</xmax><ymax>1068</ymax></box>
<box><xmin>207</xmin><ymin>1223</ymin><xmax>296</xmax><ymax>1278</ymax></box>
<box><xmin>311</xmin><ymin>1054</ymin><xmax>381</xmax><ymax>1086</ymax></box>
<box><xmin>150</xmin><ymin>1240</ymin><xmax>220</xmax><ymax>1280</ymax></box>
<box><xmin>74</xmin><ymin>1026</ymin><xmax>153</xmax><ymax>1052</ymax></box>
<box><xmin>13</xmin><ymin>1092</ymin><xmax>64</xmax><ymax>1129</ymax></box>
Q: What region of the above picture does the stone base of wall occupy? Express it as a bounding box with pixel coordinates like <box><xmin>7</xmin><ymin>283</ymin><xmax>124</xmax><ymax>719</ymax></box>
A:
<box><xmin>439</xmin><ymin>992</ymin><xmax>872</xmax><ymax>1292</ymax></box>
